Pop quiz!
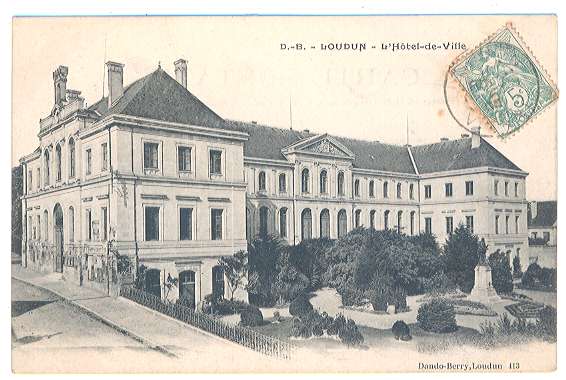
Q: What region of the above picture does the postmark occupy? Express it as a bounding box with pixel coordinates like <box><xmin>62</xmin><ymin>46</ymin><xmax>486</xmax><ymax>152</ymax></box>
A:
<box><xmin>450</xmin><ymin>24</ymin><xmax>558</xmax><ymax>138</ymax></box>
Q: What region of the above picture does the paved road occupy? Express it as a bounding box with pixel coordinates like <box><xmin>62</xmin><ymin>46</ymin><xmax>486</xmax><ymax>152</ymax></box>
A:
<box><xmin>11</xmin><ymin>278</ymin><xmax>169</xmax><ymax>373</ymax></box>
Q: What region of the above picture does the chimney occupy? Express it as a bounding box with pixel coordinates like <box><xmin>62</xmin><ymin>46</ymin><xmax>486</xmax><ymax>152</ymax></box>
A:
<box><xmin>174</xmin><ymin>59</ymin><xmax>188</xmax><ymax>89</ymax></box>
<box><xmin>53</xmin><ymin>65</ymin><xmax>69</xmax><ymax>105</ymax></box>
<box><xmin>471</xmin><ymin>126</ymin><xmax>481</xmax><ymax>149</ymax></box>
<box><xmin>106</xmin><ymin>61</ymin><xmax>125</xmax><ymax>107</ymax></box>
<box><xmin>66</xmin><ymin>89</ymin><xmax>82</xmax><ymax>102</ymax></box>
<box><xmin>440</xmin><ymin>137</ymin><xmax>449</xmax><ymax>142</ymax></box>
<box><xmin>530</xmin><ymin>201</ymin><xmax>538</xmax><ymax>219</ymax></box>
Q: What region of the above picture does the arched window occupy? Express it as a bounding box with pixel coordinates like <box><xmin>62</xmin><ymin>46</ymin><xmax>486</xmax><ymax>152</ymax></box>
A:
<box><xmin>369</xmin><ymin>180</ymin><xmax>375</xmax><ymax>198</ymax></box>
<box><xmin>320</xmin><ymin>170</ymin><xmax>328</xmax><ymax>194</ymax></box>
<box><xmin>68</xmin><ymin>206</ymin><xmax>74</xmax><ymax>242</ymax></box>
<box><xmin>337</xmin><ymin>209</ymin><xmax>347</xmax><ymax>238</ymax></box>
<box><xmin>301</xmin><ymin>208</ymin><xmax>312</xmax><ymax>240</ymax></box>
<box><xmin>354</xmin><ymin>179</ymin><xmax>360</xmax><ymax>197</ymax></box>
<box><xmin>369</xmin><ymin>210</ymin><xmax>376</xmax><ymax>229</ymax></box>
<box><xmin>258</xmin><ymin>171</ymin><xmax>266</xmax><ymax>191</ymax></box>
<box><xmin>384</xmin><ymin>210</ymin><xmax>390</xmax><ymax>230</ymax></box>
<box><xmin>301</xmin><ymin>168</ymin><xmax>310</xmax><ymax>193</ymax></box>
<box><xmin>43</xmin><ymin>209</ymin><xmax>49</xmax><ymax>241</ymax></box>
<box><xmin>383</xmin><ymin>181</ymin><xmax>389</xmax><ymax>198</ymax></box>
<box><xmin>259</xmin><ymin>206</ymin><xmax>269</xmax><ymax>236</ymax></box>
<box><xmin>68</xmin><ymin>138</ymin><xmax>76</xmax><ymax>178</ymax></box>
<box><xmin>279</xmin><ymin>208</ymin><xmax>288</xmax><ymax>238</ymax></box>
<box><xmin>301</xmin><ymin>209</ymin><xmax>312</xmax><ymax>240</ymax></box>
<box><xmin>397</xmin><ymin>182</ymin><xmax>402</xmax><ymax>199</ymax></box>
<box><xmin>43</xmin><ymin>149</ymin><xmax>50</xmax><ymax>186</ymax></box>
<box><xmin>179</xmin><ymin>270</ymin><xmax>196</xmax><ymax>309</ymax></box>
<box><xmin>278</xmin><ymin>173</ymin><xmax>286</xmax><ymax>193</ymax></box>
<box><xmin>410</xmin><ymin>211</ymin><xmax>415</xmax><ymax>236</ymax></box>
<box><xmin>397</xmin><ymin>211</ymin><xmax>403</xmax><ymax>233</ymax></box>
<box><xmin>354</xmin><ymin>209</ymin><xmax>362</xmax><ymax>228</ymax></box>
<box><xmin>320</xmin><ymin>209</ymin><xmax>330</xmax><ymax>238</ymax></box>
<box><xmin>55</xmin><ymin>144</ymin><xmax>62</xmax><ymax>182</ymax></box>
<box><xmin>337</xmin><ymin>171</ymin><xmax>345</xmax><ymax>196</ymax></box>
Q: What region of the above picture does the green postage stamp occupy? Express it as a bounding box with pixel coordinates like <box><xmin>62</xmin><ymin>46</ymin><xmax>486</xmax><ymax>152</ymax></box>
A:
<box><xmin>451</xmin><ymin>25</ymin><xmax>558</xmax><ymax>138</ymax></box>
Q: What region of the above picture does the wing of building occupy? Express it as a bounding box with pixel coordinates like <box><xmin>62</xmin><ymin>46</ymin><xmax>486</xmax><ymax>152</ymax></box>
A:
<box><xmin>19</xmin><ymin>60</ymin><xmax>530</xmax><ymax>304</ymax></box>
<box><xmin>527</xmin><ymin>201</ymin><xmax>557</xmax><ymax>268</ymax></box>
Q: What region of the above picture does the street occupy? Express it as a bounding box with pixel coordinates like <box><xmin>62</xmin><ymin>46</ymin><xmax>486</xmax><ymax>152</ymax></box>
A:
<box><xmin>11</xmin><ymin>278</ymin><xmax>169</xmax><ymax>373</ymax></box>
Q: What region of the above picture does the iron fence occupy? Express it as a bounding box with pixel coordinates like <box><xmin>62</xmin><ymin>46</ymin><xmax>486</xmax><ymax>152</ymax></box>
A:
<box><xmin>120</xmin><ymin>286</ymin><xmax>293</xmax><ymax>360</ymax></box>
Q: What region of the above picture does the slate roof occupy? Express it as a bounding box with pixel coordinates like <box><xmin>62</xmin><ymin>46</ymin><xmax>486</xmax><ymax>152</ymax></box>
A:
<box><xmin>84</xmin><ymin>66</ymin><xmax>523</xmax><ymax>175</ymax></box>
<box><xmin>528</xmin><ymin>201</ymin><xmax>557</xmax><ymax>228</ymax></box>
<box><xmin>410</xmin><ymin>137</ymin><xmax>522</xmax><ymax>174</ymax></box>
<box><xmin>88</xmin><ymin>68</ymin><xmax>228</xmax><ymax>130</ymax></box>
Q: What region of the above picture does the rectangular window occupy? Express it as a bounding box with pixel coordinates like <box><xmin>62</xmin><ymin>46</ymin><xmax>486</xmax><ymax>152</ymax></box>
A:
<box><xmin>466</xmin><ymin>215</ymin><xmax>474</xmax><ymax>233</ymax></box>
<box><xmin>409</xmin><ymin>184</ymin><xmax>414</xmax><ymax>200</ymax></box>
<box><xmin>424</xmin><ymin>185</ymin><xmax>432</xmax><ymax>199</ymax></box>
<box><xmin>424</xmin><ymin>217</ymin><xmax>432</xmax><ymax>235</ymax></box>
<box><xmin>145</xmin><ymin>206</ymin><xmax>160</xmax><ymax>241</ymax></box>
<box><xmin>211</xmin><ymin>209</ymin><xmax>223</xmax><ymax>240</ymax></box>
<box><xmin>465</xmin><ymin>181</ymin><xmax>474</xmax><ymax>196</ymax></box>
<box><xmin>36</xmin><ymin>215</ymin><xmax>40</xmax><ymax>240</ymax></box>
<box><xmin>445</xmin><ymin>183</ymin><xmax>453</xmax><ymax>197</ymax></box>
<box><xmin>494</xmin><ymin>180</ymin><xmax>499</xmax><ymax>196</ymax></box>
<box><xmin>410</xmin><ymin>212</ymin><xmax>415</xmax><ymax>235</ymax></box>
<box><xmin>143</xmin><ymin>142</ymin><xmax>159</xmax><ymax>169</ymax></box>
<box><xmin>209</xmin><ymin>150</ymin><xmax>222</xmax><ymax>175</ymax></box>
<box><xmin>279</xmin><ymin>209</ymin><xmax>287</xmax><ymax>238</ymax></box>
<box><xmin>101</xmin><ymin>143</ymin><xmax>108</xmax><ymax>171</ymax></box>
<box><xmin>178</xmin><ymin>146</ymin><xmax>192</xmax><ymax>172</ymax></box>
<box><xmin>86</xmin><ymin>209</ymin><xmax>92</xmax><ymax>240</ymax></box>
<box><xmin>504</xmin><ymin>181</ymin><xmax>509</xmax><ymax>196</ymax></box>
<box><xmin>27</xmin><ymin>170</ymin><xmax>32</xmax><ymax>193</ymax></box>
<box><xmin>446</xmin><ymin>216</ymin><xmax>453</xmax><ymax>234</ymax></box>
<box><xmin>495</xmin><ymin>215</ymin><xmax>500</xmax><ymax>234</ymax></box>
<box><xmin>543</xmin><ymin>231</ymin><xmax>550</xmax><ymax>242</ymax></box>
<box><xmin>514</xmin><ymin>182</ymin><xmax>519</xmax><ymax>197</ymax></box>
<box><xmin>278</xmin><ymin>174</ymin><xmax>286</xmax><ymax>193</ymax></box>
<box><xmin>505</xmin><ymin>215</ymin><xmax>510</xmax><ymax>234</ymax></box>
<box><xmin>515</xmin><ymin>215</ymin><xmax>520</xmax><ymax>234</ymax></box>
<box><xmin>179</xmin><ymin>208</ymin><xmax>193</xmax><ymax>240</ymax></box>
<box><xmin>86</xmin><ymin>149</ymin><xmax>92</xmax><ymax>175</ymax></box>
<box><xmin>101</xmin><ymin>207</ymin><xmax>108</xmax><ymax>241</ymax></box>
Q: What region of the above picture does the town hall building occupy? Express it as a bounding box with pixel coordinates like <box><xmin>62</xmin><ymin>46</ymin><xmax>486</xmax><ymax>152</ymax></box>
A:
<box><xmin>19</xmin><ymin>59</ymin><xmax>530</xmax><ymax>306</ymax></box>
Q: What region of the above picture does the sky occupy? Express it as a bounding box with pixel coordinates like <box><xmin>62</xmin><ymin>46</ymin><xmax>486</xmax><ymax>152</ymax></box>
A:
<box><xmin>12</xmin><ymin>15</ymin><xmax>557</xmax><ymax>200</ymax></box>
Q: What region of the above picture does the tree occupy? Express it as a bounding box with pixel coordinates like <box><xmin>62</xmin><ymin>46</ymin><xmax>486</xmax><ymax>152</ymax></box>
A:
<box><xmin>273</xmin><ymin>250</ymin><xmax>310</xmax><ymax>303</ymax></box>
<box><xmin>247</xmin><ymin>235</ymin><xmax>285</xmax><ymax>306</ymax></box>
<box><xmin>443</xmin><ymin>224</ymin><xmax>479</xmax><ymax>293</ymax></box>
<box><xmin>12</xmin><ymin>165</ymin><xmax>23</xmax><ymax>256</ymax></box>
<box><xmin>488</xmin><ymin>250</ymin><xmax>513</xmax><ymax>294</ymax></box>
<box><xmin>512</xmin><ymin>255</ymin><xmax>523</xmax><ymax>278</ymax></box>
<box><xmin>217</xmin><ymin>250</ymin><xmax>248</xmax><ymax>301</ymax></box>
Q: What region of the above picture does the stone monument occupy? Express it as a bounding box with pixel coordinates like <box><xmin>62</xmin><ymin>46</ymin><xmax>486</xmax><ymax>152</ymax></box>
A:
<box><xmin>468</xmin><ymin>238</ymin><xmax>501</xmax><ymax>303</ymax></box>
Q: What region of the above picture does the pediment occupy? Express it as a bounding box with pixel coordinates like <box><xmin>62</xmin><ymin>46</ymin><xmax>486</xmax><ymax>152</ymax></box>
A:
<box><xmin>281</xmin><ymin>134</ymin><xmax>355</xmax><ymax>160</ymax></box>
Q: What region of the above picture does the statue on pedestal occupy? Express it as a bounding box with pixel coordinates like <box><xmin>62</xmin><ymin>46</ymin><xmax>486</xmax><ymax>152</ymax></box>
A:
<box><xmin>468</xmin><ymin>238</ymin><xmax>501</xmax><ymax>303</ymax></box>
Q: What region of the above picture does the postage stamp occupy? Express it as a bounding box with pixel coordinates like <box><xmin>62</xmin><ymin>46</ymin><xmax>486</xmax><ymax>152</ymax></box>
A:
<box><xmin>450</xmin><ymin>25</ymin><xmax>558</xmax><ymax>138</ymax></box>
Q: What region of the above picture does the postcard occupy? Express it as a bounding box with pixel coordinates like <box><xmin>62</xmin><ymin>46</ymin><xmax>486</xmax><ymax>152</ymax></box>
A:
<box><xmin>11</xmin><ymin>15</ymin><xmax>557</xmax><ymax>373</ymax></box>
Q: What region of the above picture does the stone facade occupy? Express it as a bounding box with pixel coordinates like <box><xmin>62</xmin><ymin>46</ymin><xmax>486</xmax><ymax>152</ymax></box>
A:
<box><xmin>19</xmin><ymin>59</ymin><xmax>530</xmax><ymax>307</ymax></box>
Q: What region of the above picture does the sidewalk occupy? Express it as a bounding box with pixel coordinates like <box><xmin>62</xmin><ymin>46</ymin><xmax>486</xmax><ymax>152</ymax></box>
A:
<box><xmin>11</xmin><ymin>264</ymin><xmax>265</xmax><ymax>371</ymax></box>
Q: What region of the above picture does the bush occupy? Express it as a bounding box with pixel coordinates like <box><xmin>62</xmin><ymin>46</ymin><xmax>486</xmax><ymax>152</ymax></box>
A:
<box><xmin>522</xmin><ymin>263</ymin><xmax>542</xmax><ymax>288</ymax></box>
<box><xmin>176</xmin><ymin>296</ymin><xmax>195</xmax><ymax>309</ymax></box>
<box><xmin>289</xmin><ymin>294</ymin><xmax>313</xmax><ymax>317</ymax></box>
<box><xmin>273</xmin><ymin>252</ymin><xmax>311</xmax><ymax>303</ymax></box>
<box><xmin>327</xmin><ymin>313</ymin><xmax>346</xmax><ymax>336</ymax></box>
<box><xmin>537</xmin><ymin>306</ymin><xmax>557</xmax><ymax>340</ymax></box>
<box><xmin>338</xmin><ymin>318</ymin><xmax>364</xmax><ymax>346</ymax></box>
<box><xmin>540</xmin><ymin>268</ymin><xmax>557</xmax><ymax>290</ymax></box>
<box><xmin>272</xmin><ymin>311</ymin><xmax>283</xmax><ymax>323</ymax></box>
<box><xmin>512</xmin><ymin>255</ymin><xmax>522</xmax><ymax>279</ymax></box>
<box><xmin>240</xmin><ymin>305</ymin><xmax>264</xmax><ymax>327</ymax></box>
<box><xmin>489</xmin><ymin>250</ymin><xmax>513</xmax><ymax>294</ymax></box>
<box><xmin>215</xmin><ymin>299</ymin><xmax>250</xmax><ymax>315</ymax></box>
<box><xmin>443</xmin><ymin>225</ymin><xmax>480</xmax><ymax>293</ymax></box>
<box><xmin>392</xmin><ymin>320</ymin><xmax>412</xmax><ymax>341</ymax></box>
<box><xmin>417</xmin><ymin>299</ymin><xmax>458</xmax><ymax>333</ymax></box>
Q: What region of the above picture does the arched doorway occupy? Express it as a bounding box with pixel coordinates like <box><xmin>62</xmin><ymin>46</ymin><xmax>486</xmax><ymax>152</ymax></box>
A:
<box><xmin>337</xmin><ymin>209</ymin><xmax>347</xmax><ymax>238</ymax></box>
<box><xmin>53</xmin><ymin>203</ymin><xmax>64</xmax><ymax>272</ymax></box>
<box><xmin>320</xmin><ymin>209</ymin><xmax>330</xmax><ymax>238</ymax></box>
<box><xmin>301</xmin><ymin>209</ymin><xmax>312</xmax><ymax>240</ymax></box>
<box><xmin>145</xmin><ymin>269</ymin><xmax>162</xmax><ymax>298</ymax></box>
<box><xmin>179</xmin><ymin>270</ymin><xmax>196</xmax><ymax>308</ymax></box>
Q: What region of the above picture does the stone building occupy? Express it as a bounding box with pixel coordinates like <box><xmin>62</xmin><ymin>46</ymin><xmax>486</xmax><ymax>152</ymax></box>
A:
<box><xmin>527</xmin><ymin>200</ymin><xmax>557</xmax><ymax>268</ymax></box>
<box><xmin>19</xmin><ymin>59</ymin><xmax>530</xmax><ymax>306</ymax></box>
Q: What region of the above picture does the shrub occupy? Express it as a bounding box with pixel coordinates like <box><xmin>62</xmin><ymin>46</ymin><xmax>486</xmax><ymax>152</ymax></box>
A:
<box><xmin>240</xmin><ymin>305</ymin><xmax>264</xmax><ymax>327</ymax></box>
<box><xmin>176</xmin><ymin>296</ymin><xmax>195</xmax><ymax>309</ymax></box>
<box><xmin>512</xmin><ymin>255</ymin><xmax>523</xmax><ymax>279</ymax></box>
<box><xmin>537</xmin><ymin>306</ymin><xmax>557</xmax><ymax>340</ymax></box>
<box><xmin>540</xmin><ymin>268</ymin><xmax>557</xmax><ymax>290</ymax></box>
<box><xmin>489</xmin><ymin>250</ymin><xmax>513</xmax><ymax>294</ymax></box>
<box><xmin>338</xmin><ymin>318</ymin><xmax>364</xmax><ymax>346</ymax></box>
<box><xmin>290</xmin><ymin>317</ymin><xmax>305</xmax><ymax>338</ymax></box>
<box><xmin>443</xmin><ymin>225</ymin><xmax>480</xmax><ymax>293</ymax></box>
<box><xmin>273</xmin><ymin>252</ymin><xmax>311</xmax><ymax>303</ymax></box>
<box><xmin>215</xmin><ymin>299</ymin><xmax>250</xmax><ymax>315</ymax></box>
<box><xmin>272</xmin><ymin>311</ymin><xmax>283</xmax><ymax>323</ymax></box>
<box><xmin>392</xmin><ymin>320</ymin><xmax>412</xmax><ymax>341</ymax></box>
<box><xmin>328</xmin><ymin>313</ymin><xmax>346</xmax><ymax>336</ymax></box>
<box><xmin>521</xmin><ymin>263</ymin><xmax>542</xmax><ymax>288</ymax></box>
<box><xmin>417</xmin><ymin>299</ymin><xmax>458</xmax><ymax>333</ymax></box>
<box><xmin>289</xmin><ymin>294</ymin><xmax>313</xmax><ymax>317</ymax></box>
